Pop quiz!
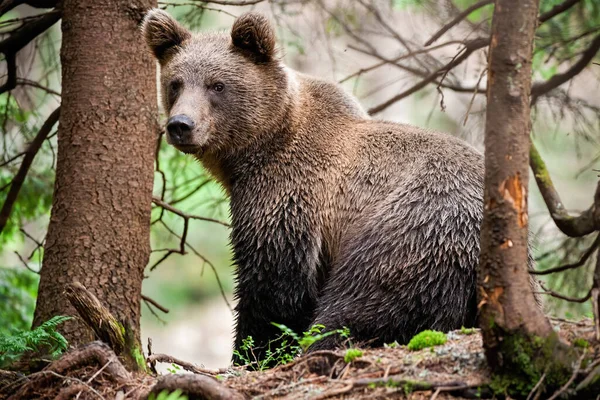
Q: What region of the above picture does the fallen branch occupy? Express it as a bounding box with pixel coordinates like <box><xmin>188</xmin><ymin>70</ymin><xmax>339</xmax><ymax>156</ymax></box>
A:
<box><xmin>146</xmin><ymin>353</ymin><xmax>228</xmax><ymax>375</ymax></box>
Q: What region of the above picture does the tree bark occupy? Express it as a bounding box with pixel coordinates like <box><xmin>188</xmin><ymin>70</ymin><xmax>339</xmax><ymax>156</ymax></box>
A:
<box><xmin>477</xmin><ymin>0</ymin><xmax>575</xmax><ymax>393</ymax></box>
<box><xmin>33</xmin><ymin>0</ymin><xmax>158</xmax><ymax>349</ymax></box>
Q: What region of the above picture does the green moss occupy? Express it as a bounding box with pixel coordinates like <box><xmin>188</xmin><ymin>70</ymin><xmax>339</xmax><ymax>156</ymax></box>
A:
<box><xmin>529</xmin><ymin>144</ymin><xmax>554</xmax><ymax>188</ymax></box>
<box><xmin>572</xmin><ymin>338</ymin><xmax>589</xmax><ymax>349</ymax></box>
<box><xmin>490</xmin><ymin>331</ymin><xmax>574</xmax><ymax>397</ymax></box>
<box><xmin>344</xmin><ymin>348</ymin><xmax>363</xmax><ymax>363</ymax></box>
<box><xmin>460</xmin><ymin>326</ymin><xmax>476</xmax><ymax>335</ymax></box>
<box><xmin>130</xmin><ymin>345</ymin><xmax>148</xmax><ymax>372</ymax></box>
<box><xmin>407</xmin><ymin>330</ymin><xmax>447</xmax><ymax>351</ymax></box>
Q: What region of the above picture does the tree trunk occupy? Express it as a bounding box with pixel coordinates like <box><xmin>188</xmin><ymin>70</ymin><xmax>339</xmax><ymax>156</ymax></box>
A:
<box><xmin>478</xmin><ymin>0</ymin><xmax>575</xmax><ymax>395</ymax></box>
<box><xmin>33</xmin><ymin>0</ymin><xmax>158</xmax><ymax>351</ymax></box>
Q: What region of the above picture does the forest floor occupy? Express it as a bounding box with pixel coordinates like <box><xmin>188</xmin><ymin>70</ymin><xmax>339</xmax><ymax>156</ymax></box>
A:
<box><xmin>0</xmin><ymin>318</ymin><xmax>597</xmax><ymax>400</ymax></box>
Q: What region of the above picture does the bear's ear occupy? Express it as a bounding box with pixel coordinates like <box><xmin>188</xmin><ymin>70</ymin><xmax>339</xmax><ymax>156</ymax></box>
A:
<box><xmin>142</xmin><ymin>9</ymin><xmax>190</xmax><ymax>63</ymax></box>
<box><xmin>231</xmin><ymin>12</ymin><xmax>276</xmax><ymax>62</ymax></box>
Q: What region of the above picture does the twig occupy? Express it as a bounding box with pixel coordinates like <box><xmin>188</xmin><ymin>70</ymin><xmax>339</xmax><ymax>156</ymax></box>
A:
<box><xmin>424</xmin><ymin>0</ymin><xmax>494</xmax><ymax>46</ymax></box>
<box><xmin>141</xmin><ymin>294</ymin><xmax>169</xmax><ymax>313</ymax></box>
<box><xmin>14</xmin><ymin>250</ymin><xmax>39</xmax><ymax>274</ymax></box>
<box><xmin>41</xmin><ymin>371</ymin><xmax>105</xmax><ymax>400</ymax></box>
<box><xmin>154</xmin><ymin>220</ymin><xmax>233</xmax><ymax>312</ymax></box>
<box><xmin>368</xmin><ymin>38</ymin><xmax>489</xmax><ymax>115</ymax></box>
<box><xmin>339</xmin><ymin>40</ymin><xmax>463</xmax><ymax>84</ymax></box>
<box><xmin>526</xmin><ymin>371</ymin><xmax>546</xmax><ymax>400</ymax></box>
<box><xmin>463</xmin><ymin>68</ymin><xmax>487</xmax><ymax>125</ymax></box>
<box><xmin>530</xmin><ymin>234</ymin><xmax>600</xmax><ymax>275</ymax></box>
<box><xmin>536</xmin><ymin>281</ymin><xmax>592</xmax><ymax>303</ymax></box>
<box><xmin>16</xmin><ymin>78</ymin><xmax>60</xmax><ymax>96</ymax></box>
<box><xmin>349</xmin><ymin>44</ymin><xmax>485</xmax><ymax>94</ymax></box>
<box><xmin>547</xmin><ymin>350</ymin><xmax>586</xmax><ymax>400</ymax></box>
<box><xmin>312</xmin><ymin>382</ymin><xmax>354</xmax><ymax>400</ymax></box>
<box><xmin>152</xmin><ymin>197</ymin><xmax>230</xmax><ymax>228</ymax></box>
<box><xmin>531</xmin><ymin>35</ymin><xmax>600</xmax><ymax>104</ymax></box>
<box><xmin>0</xmin><ymin>107</ymin><xmax>60</xmax><ymax>235</ymax></box>
<box><xmin>253</xmin><ymin>376</ymin><xmax>328</xmax><ymax>399</ymax></box>
<box><xmin>159</xmin><ymin>2</ymin><xmax>237</xmax><ymax>18</ymax></box>
<box><xmin>146</xmin><ymin>353</ymin><xmax>228</xmax><ymax>375</ymax></box>
<box><xmin>0</xmin><ymin>10</ymin><xmax>61</xmax><ymax>93</ymax></box>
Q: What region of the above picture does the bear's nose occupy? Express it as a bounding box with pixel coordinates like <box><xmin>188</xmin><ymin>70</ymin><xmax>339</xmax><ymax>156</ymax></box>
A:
<box><xmin>166</xmin><ymin>114</ymin><xmax>195</xmax><ymax>143</ymax></box>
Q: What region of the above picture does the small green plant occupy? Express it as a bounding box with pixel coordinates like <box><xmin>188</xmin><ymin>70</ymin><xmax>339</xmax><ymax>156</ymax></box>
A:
<box><xmin>407</xmin><ymin>330</ymin><xmax>447</xmax><ymax>351</ymax></box>
<box><xmin>166</xmin><ymin>363</ymin><xmax>181</xmax><ymax>374</ymax></box>
<box><xmin>148</xmin><ymin>389</ymin><xmax>188</xmax><ymax>400</ymax></box>
<box><xmin>460</xmin><ymin>326</ymin><xmax>476</xmax><ymax>335</ymax></box>
<box><xmin>572</xmin><ymin>338</ymin><xmax>589</xmax><ymax>349</ymax></box>
<box><xmin>344</xmin><ymin>348</ymin><xmax>363</xmax><ymax>363</ymax></box>
<box><xmin>384</xmin><ymin>341</ymin><xmax>399</xmax><ymax>348</ymax></box>
<box><xmin>232</xmin><ymin>324</ymin><xmax>350</xmax><ymax>370</ymax></box>
<box><xmin>0</xmin><ymin>315</ymin><xmax>71</xmax><ymax>368</ymax></box>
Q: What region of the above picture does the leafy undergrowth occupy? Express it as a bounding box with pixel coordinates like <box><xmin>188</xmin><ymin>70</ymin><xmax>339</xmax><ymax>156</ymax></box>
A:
<box><xmin>0</xmin><ymin>318</ymin><xmax>598</xmax><ymax>400</ymax></box>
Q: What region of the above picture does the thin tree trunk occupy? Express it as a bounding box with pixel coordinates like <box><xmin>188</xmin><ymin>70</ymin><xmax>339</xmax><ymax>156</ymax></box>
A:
<box><xmin>33</xmin><ymin>0</ymin><xmax>158</xmax><ymax>352</ymax></box>
<box><xmin>478</xmin><ymin>0</ymin><xmax>575</xmax><ymax>394</ymax></box>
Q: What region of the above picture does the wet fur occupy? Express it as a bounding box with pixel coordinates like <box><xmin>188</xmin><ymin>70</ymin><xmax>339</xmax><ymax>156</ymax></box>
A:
<box><xmin>143</xmin><ymin>10</ymin><xmax>485</xmax><ymax>362</ymax></box>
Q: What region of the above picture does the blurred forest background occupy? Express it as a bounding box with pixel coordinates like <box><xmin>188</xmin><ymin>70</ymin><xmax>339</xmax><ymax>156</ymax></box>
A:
<box><xmin>0</xmin><ymin>0</ymin><xmax>598</xmax><ymax>368</ymax></box>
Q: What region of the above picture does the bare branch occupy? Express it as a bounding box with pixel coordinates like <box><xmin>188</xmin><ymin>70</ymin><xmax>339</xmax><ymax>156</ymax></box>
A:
<box><xmin>152</xmin><ymin>197</ymin><xmax>230</xmax><ymax>228</ymax></box>
<box><xmin>339</xmin><ymin>40</ymin><xmax>463</xmax><ymax>84</ymax></box>
<box><xmin>368</xmin><ymin>38</ymin><xmax>489</xmax><ymax>115</ymax></box>
<box><xmin>531</xmin><ymin>35</ymin><xmax>600</xmax><ymax>104</ymax></box>
<box><xmin>17</xmin><ymin>78</ymin><xmax>60</xmax><ymax>96</ymax></box>
<box><xmin>424</xmin><ymin>0</ymin><xmax>494</xmax><ymax>46</ymax></box>
<box><xmin>0</xmin><ymin>10</ymin><xmax>60</xmax><ymax>94</ymax></box>
<box><xmin>141</xmin><ymin>294</ymin><xmax>169</xmax><ymax>313</ymax></box>
<box><xmin>0</xmin><ymin>107</ymin><xmax>60</xmax><ymax>235</ymax></box>
<box><xmin>530</xmin><ymin>234</ymin><xmax>600</xmax><ymax>275</ymax></box>
<box><xmin>530</xmin><ymin>142</ymin><xmax>599</xmax><ymax>237</ymax></box>
<box><xmin>159</xmin><ymin>2</ymin><xmax>237</xmax><ymax>18</ymax></box>
<box><xmin>0</xmin><ymin>10</ymin><xmax>60</xmax><ymax>54</ymax></box>
<box><xmin>536</xmin><ymin>281</ymin><xmax>592</xmax><ymax>303</ymax></box>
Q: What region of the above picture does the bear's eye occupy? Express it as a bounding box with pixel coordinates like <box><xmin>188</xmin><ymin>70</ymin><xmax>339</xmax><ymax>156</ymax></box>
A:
<box><xmin>169</xmin><ymin>80</ymin><xmax>182</xmax><ymax>95</ymax></box>
<box><xmin>212</xmin><ymin>82</ymin><xmax>225</xmax><ymax>93</ymax></box>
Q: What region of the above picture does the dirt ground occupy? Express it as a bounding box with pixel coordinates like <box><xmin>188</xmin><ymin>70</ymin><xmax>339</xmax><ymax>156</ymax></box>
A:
<box><xmin>0</xmin><ymin>318</ymin><xmax>597</xmax><ymax>400</ymax></box>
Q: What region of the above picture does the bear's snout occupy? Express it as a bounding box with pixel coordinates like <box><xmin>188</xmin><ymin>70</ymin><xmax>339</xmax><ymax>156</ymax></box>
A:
<box><xmin>166</xmin><ymin>114</ymin><xmax>195</xmax><ymax>145</ymax></box>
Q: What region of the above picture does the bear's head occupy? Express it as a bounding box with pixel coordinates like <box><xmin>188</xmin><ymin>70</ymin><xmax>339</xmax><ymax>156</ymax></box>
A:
<box><xmin>142</xmin><ymin>10</ymin><xmax>291</xmax><ymax>157</ymax></box>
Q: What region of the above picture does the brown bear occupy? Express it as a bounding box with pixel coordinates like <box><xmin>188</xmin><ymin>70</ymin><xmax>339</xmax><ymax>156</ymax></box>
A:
<box><xmin>142</xmin><ymin>10</ymin><xmax>484</xmax><ymax>362</ymax></box>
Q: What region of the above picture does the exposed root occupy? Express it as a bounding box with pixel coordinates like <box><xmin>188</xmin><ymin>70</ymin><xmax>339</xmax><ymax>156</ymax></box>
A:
<box><xmin>146</xmin><ymin>374</ymin><xmax>244</xmax><ymax>400</ymax></box>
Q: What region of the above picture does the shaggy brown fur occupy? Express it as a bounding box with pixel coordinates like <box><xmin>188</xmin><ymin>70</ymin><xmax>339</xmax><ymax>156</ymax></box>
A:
<box><xmin>142</xmin><ymin>10</ymin><xmax>484</xmax><ymax>363</ymax></box>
